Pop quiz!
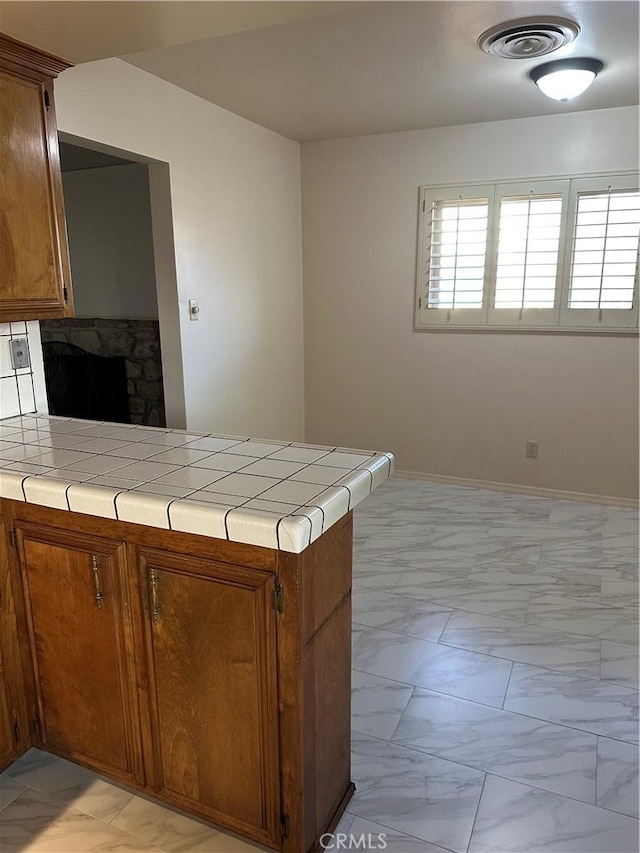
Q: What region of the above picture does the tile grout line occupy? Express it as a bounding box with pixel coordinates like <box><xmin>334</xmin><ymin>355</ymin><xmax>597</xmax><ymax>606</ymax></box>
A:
<box><xmin>435</xmin><ymin>606</ymin><xmax>456</xmax><ymax>644</ymax></box>
<box><xmin>501</xmin><ymin>660</ymin><xmax>515</xmax><ymax>710</ymax></box>
<box><xmin>465</xmin><ymin>771</ymin><xmax>488</xmax><ymax>853</ymax></box>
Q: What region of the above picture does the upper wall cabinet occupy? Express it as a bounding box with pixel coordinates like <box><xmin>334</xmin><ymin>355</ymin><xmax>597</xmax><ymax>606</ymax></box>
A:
<box><xmin>0</xmin><ymin>34</ymin><xmax>74</xmax><ymax>322</ymax></box>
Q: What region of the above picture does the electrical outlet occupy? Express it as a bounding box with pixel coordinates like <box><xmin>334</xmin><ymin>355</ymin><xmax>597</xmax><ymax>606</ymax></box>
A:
<box><xmin>9</xmin><ymin>338</ymin><xmax>30</xmax><ymax>370</ymax></box>
<box><xmin>525</xmin><ymin>441</ymin><xmax>539</xmax><ymax>459</ymax></box>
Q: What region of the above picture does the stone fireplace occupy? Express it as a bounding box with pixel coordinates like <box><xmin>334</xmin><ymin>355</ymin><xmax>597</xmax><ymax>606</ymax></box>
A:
<box><xmin>40</xmin><ymin>317</ymin><xmax>166</xmax><ymax>427</ymax></box>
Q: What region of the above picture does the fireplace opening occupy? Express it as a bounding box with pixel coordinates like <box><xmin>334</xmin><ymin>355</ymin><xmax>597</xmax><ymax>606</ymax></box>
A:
<box><xmin>43</xmin><ymin>340</ymin><xmax>130</xmax><ymax>423</ymax></box>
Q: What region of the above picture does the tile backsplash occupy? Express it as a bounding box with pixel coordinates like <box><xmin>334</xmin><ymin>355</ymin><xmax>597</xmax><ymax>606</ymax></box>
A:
<box><xmin>0</xmin><ymin>322</ymin><xmax>48</xmax><ymax>419</ymax></box>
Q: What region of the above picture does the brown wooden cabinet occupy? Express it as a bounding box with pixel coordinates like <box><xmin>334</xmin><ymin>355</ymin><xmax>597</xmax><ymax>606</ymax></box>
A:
<box><xmin>137</xmin><ymin>547</ymin><xmax>281</xmax><ymax>846</ymax></box>
<box><xmin>0</xmin><ymin>34</ymin><xmax>74</xmax><ymax>322</ymax></box>
<box><xmin>15</xmin><ymin>523</ymin><xmax>143</xmax><ymax>784</ymax></box>
<box><xmin>1</xmin><ymin>500</ymin><xmax>354</xmax><ymax>852</ymax></box>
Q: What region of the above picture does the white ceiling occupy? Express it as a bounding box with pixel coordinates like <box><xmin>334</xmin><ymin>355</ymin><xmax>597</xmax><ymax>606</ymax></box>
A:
<box><xmin>2</xmin><ymin>1</ymin><xmax>638</xmax><ymax>143</ymax></box>
<box><xmin>0</xmin><ymin>2</ymin><xmax>354</xmax><ymax>62</ymax></box>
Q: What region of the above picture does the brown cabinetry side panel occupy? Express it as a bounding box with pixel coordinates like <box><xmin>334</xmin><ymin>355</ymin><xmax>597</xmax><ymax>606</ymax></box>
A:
<box><xmin>17</xmin><ymin>526</ymin><xmax>142</xmax><ymax>783</ymax></box>
<box><xmin>0</xmin><ymin>512</ymin><xmax>29</xmax><ymax>769</ymax></box>
<box><xmin>0</xmin><ymin>670</ymin><xmax>13</xmax><ymax>769</ymax></box>
<box><xmin>305</xmin><ymin>599</ymin><xmax>352</xmax><ymax>842</ymax></box>
<box><xmin>0</xmin><ymin>513</ymin><xmax>17</xmax><ymax>768</ymax></box>
<box><xmin>277</xmin><ymin>513</ymin><xmax>354</xmax><ymax>853</ymax></box>
<box><xmin>0</xmin><ymin>71</ymin><xmax>70</xmax><ymax>319</ymax></box>
<box><xmin>137</xmin><ymin>549</ymin><xmax>280</xmax><ymax>846</ymax></box>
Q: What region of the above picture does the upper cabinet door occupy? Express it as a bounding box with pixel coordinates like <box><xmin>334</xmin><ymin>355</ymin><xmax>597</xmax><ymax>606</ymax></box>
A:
<box><xmin>0</xmin><ymin>35</ymin><xmax>74</xmax><ymax>322</ymax></box>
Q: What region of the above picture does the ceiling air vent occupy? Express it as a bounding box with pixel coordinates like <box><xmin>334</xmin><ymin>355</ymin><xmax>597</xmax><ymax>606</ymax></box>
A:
<box><xmin>478</xmin><ymin>17</ymin><xmax>580</xmax><ymax>59</ymax></box>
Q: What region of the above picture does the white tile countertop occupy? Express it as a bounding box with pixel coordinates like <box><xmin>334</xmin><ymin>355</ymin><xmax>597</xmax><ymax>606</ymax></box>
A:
<box><xmin>0</xmin><ymin>415</ymin><xmax>394</xmax><ymax>553</ymax></box>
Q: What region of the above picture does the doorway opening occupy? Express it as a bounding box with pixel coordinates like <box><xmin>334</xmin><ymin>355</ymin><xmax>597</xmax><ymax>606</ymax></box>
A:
<box><xmin>41</xmin><ymin>138</ymin><xmax>182</xmax><ymax>427</ymax></box>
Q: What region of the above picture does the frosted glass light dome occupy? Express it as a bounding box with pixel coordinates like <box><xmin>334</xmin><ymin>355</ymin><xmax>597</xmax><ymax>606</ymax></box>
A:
<box><xmin>530</xmin><ymin>58</ymin><xmax>604</xmax><ymax>102</ymax></box>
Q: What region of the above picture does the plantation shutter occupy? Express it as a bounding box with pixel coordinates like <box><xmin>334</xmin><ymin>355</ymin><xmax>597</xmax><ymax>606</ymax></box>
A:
<box><xmin>488</xmin><ymin>180</ymin><xmax>569</xmax><ymax>327</ymax></box>
<box><xmin>560</xmin><ymin>176</ymin><xmax>639</xmax><ymax>328</ymax></box>
<box><xmin>417</xmin><ymin>186</ymin><xmax>492</xmax><ymax>326</ymax></box>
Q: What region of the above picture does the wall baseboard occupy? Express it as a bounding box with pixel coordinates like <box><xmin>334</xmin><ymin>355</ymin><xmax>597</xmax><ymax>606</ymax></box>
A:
<box><xmin>393</xmin><ymin>469</ymin><xmax>639</xmax><ymax>510</ymax></box>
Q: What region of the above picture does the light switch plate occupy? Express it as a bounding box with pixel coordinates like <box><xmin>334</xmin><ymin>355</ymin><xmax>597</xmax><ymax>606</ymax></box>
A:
<box><xmin>10</xmin><ymin>338</ymin><xmax>30</xmax><ymax>370</ymax></box>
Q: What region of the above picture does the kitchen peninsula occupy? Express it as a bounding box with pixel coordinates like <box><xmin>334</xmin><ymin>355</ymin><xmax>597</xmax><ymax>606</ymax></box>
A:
<box><xmin>0</xmin><ymin>414</ymin><xmax>393</xmax><ymax>852</ymax></box>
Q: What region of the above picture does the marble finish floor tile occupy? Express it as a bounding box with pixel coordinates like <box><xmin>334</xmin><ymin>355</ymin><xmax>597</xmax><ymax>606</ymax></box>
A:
<box><xmin>392</xmin><ymin>572</ymin><xmax>532</xmax><ymax>620</ymax></box>
<box><xmin>504</xmin><ymin>663</ymin><xmax>640</xmax><ymax>743</ymax></box>
<box><xmin>602</xmin><ymin>580</ymin><xmax>640</xmax><ymax>610</ymax></box>
<box><xmin>440</xmin><ymin>609</ymin><xmax>602</xmax><ymax>678</ymax></box>
<box><xmin>356</xmin><ymin>550</ymin><xmax>476</xmax><ymax>579</ymax></box>
<box><xmin>4</xmin><ymin>749</ymin><xmax>134</xmax><ymax>822</ymax></box>
<box><xmin>0</xmin><ymin>787</ymin><xmax>165</xmax><ymax>853</ymax></box>
<box><xmin>353</xmin><ymin>626</ymin><xmax>513</xmax><ymax>707</ymax></box>
<box><xmin>110</xmin><ymin>795</ymin><xmax>226</xmax><ymax>852</ymax></box>
<box><xmin>548</xmin><ymin>501</ymin><xmax>636</xmax><ymax>533</ymax></box>
<box><xmin>0</xmin><ymin>774</ymin><xmax>26</xmax><ymax>810</ymax></box>
<box><xmin>525</xmin><ymin>595</ymin><xmax>638</xmax><ymax>645</ymax></box>
<box><xmin>468</xmin><ymin>773</ymin><xmax>639</xmax><ymax>852</ymax></box>
<box><xmin>336</xmin><ymin>815</ymin><xmax>452</xmax><ymax>852</ymax></box>
<box><xmin>477</xmin><ymin>526</ymin><xmax>590</xmax><ymax>554</ymax></box>
<box><xmin>351</xmin><ymin>670</ymin><xmax>415</xmax><ymax>739</ymax></box>
<box><xmin>601</xmin><ymin>640</ymin><xmax>640</xmax><ymax>689</ymax></box>
<box><xmin>470</xmin><ymin>541</ymin><xmax>542</xmax><ymax>571</ymax></box>
<box><xmin>350</xmin><ymin>731</ymin><xmax>485</xmax><ymax>852</ymax></box>
<box><xmin>392</xmin><ymin>688</ymin><xmax>597</xmax><ymax>802</ymax></box>
<box><xmin>469</xmin><ymin>568</ymin><xmax>603</xmax><ymax>602</ymax></box>
<box><xmin>352</xmin><ymin>589</ymin><xmax>451</xmax><ymax>641</ymax></box>
<box><xmin>352</xmin><ymin>571</ymin><xmax>404</xmax><ymax>593</ymax></box>
<box><xmin>597</xmin><ymin>737</ymin><xmax>640</xmax><ymax>818</ymax></box>
<box><xmin>536</xmin><ymin>536</ymin><xmax>604</xmax><ymax>571</ymax></box>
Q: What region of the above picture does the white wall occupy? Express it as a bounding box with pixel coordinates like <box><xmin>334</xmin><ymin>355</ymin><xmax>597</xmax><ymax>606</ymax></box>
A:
<box><xmin>55</xmin><ymin>58</ymin><xmax>304</xmax><ymax>440</ymax></box>
<box><xmin>62</xmin><ymin>163</ymin><xmax>158</xmax><ymax>319</ymax></box>
<box><xmin>302</xmin><ymin>106</ymin><xmax>639</xmax><ymax>500</ymax></box>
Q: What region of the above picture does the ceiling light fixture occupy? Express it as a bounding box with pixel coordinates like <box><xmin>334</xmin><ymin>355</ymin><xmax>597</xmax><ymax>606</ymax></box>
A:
<box><xmin>530</xmin><ymin>58</ymin><xmax>604</xmax><ymax>101</ymax></box>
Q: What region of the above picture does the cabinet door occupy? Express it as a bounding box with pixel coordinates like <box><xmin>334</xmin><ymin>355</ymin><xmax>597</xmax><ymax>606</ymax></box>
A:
<box><xmin>0</xmin><ymin>59</ymin><xmax>73</xmax><ymax>321</ymax></box>
<box><xmin>17</xmin><ymin>524</ymin><xmax>142</xmax><ymax>784</ymax></box>
<box><xmin>138</xmin><ymin>548</ymin><xmax>280</xmax><ymax>847</ymax></box>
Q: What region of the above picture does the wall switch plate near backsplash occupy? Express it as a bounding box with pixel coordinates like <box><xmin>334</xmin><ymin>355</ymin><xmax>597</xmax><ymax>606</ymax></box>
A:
<box><xmin>0</xmin><ymin>322</ymin><xmax>47</xmax><ymax>419</ymax></box>
<box><xmin>10</xmin><ymin>338</ymin><xmax>30</xmax><ymax>370</ymax></box>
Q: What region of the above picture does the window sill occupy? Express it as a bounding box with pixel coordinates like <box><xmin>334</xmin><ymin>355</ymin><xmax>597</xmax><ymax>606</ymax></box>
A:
<box><xmin>413</xmin><ymin>325</ymin><xmax>639</xmax><ymax>337</ymax></box>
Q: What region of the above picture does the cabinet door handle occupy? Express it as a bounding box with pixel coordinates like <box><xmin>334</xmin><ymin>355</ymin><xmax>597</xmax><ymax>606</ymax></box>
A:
<box><xmin>149</xmin><ymin>568</ymin><xmax>160</xmax><ymax>624</ymax></box>
<box><xmin>91</xmin><ymin>555</ymin><xmax>103</xmax><ymax>609</ymax></box>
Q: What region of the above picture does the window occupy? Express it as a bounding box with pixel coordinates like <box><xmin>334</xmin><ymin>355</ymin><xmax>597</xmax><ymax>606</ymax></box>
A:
<box><xmin>416</xmin><ymin>173</ymin><xmax>639</xmax><ymax>332</ymax></box>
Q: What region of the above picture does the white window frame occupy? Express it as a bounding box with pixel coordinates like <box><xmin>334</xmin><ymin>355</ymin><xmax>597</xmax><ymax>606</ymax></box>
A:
<box><xmin>416</xmin><ymin>185</ymin><xmax>493</xmax><ymax>327</ymax></box>
<box><xmin>559</xmin><ymin>175</ymin><xmax>640</xmax><ymax>330</ymax></box>
<box><xmin>415</xmin><ymin>171</ymin><xmax>639</xmax><ymax>334</ymax></box>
